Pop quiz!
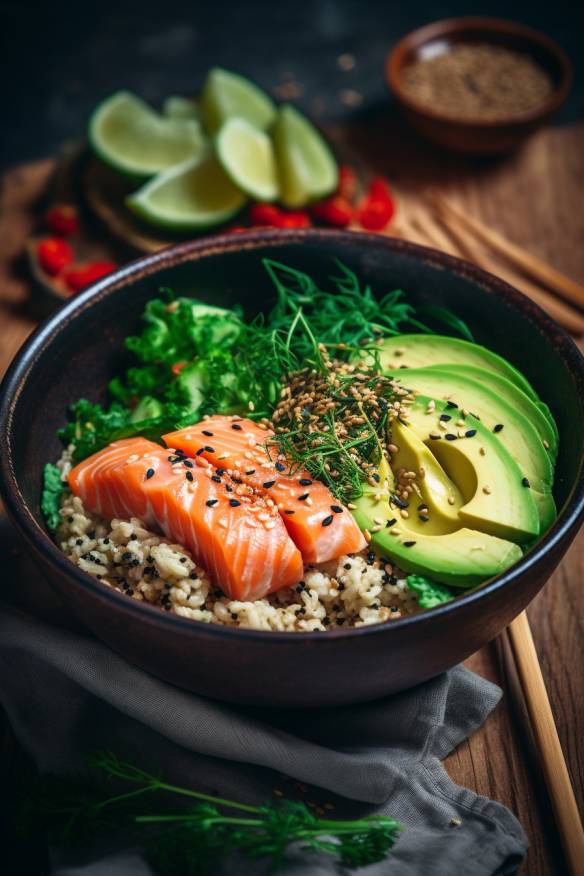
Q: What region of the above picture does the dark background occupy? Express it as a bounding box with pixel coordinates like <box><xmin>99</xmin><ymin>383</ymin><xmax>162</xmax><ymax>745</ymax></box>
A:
<box><xmin>1</xmin><ymin>0</ymin><xmax>583</xmax><ymax>170</ymax></box>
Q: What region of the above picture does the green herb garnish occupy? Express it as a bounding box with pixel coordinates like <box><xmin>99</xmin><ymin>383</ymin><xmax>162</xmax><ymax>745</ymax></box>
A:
<box><xmin>40</xmin><ymin>463</ymin><xmax>65</xmax><ymax>532</ymax></box>
<box><xmin>19</xmin><ymin>750</ymin><xmax>402</xmax><ymax>874</ymax></box>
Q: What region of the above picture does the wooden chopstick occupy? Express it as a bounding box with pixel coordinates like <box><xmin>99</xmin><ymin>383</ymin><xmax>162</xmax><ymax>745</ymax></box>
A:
<box><xmin>429</xmin><ymin>201</ymin><xmax>584</xmax><ymax>335</ymax></box>
<box><xmin>506</xmin><ymin>612</ymin><xmax>584</xmax><ymax>876</ymax></box>
<box><xmin>430</xmin><ymin>193</ymin><xmax>584</xmax><ymax>311</ymax></box>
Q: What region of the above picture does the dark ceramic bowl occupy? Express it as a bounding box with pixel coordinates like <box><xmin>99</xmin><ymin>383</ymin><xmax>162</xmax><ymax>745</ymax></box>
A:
<box><xmin>386</xmin><ymin>17</ymin><xmax>572</xmax><ymax>155</ymax></box>
<box><xmin>1</xmin><ymin>230</ymin><xmax>583</xmax><ymax>707</ymax></box>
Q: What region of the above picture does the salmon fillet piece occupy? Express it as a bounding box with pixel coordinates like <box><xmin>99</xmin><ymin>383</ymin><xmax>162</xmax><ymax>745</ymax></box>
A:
<box><xmin>164</xmin><ymin>416</ymin><xmax>367</xmax><ymax>563</ymax></box>
<box><xmin>68</xmin><ymin>437</ymin><xmax>304</xmax><ymax>601</ymax></box>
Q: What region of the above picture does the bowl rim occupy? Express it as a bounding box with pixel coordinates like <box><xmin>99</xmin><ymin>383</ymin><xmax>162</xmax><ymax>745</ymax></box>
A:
<box><xmin>1</xmin><ymin>228</ymin><xmax>583</xmax><ymax>643</ymax></box>
<box><xmin>386</xmin><ymin>15</ymin><xmax>573</xmax><ymax>129</ymax></box>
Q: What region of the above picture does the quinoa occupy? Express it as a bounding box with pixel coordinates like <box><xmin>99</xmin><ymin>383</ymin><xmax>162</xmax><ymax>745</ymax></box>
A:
<box><xmin>56</xmin><ymin>502</ymin><xmax>419</xmax><ymax>633</ymax></box>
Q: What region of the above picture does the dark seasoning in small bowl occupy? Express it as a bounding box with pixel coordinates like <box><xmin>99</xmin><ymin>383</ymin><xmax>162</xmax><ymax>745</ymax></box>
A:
<box><xmin>386</xmin><ymin>17</ymin><xmax>573</xmax><ymax>154</ymax></box>
<box><xmin>401</xmin><ymin>43</ymin><xmax>554</xmax><ymax>122</ymax></box>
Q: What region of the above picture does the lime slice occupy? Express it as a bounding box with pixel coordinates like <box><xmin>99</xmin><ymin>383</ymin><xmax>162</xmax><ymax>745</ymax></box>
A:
<box><xmin>89</xmin><ymin>91</ymin><xmax>206</xmax><ymax>179</ymax></box>
<box><xmin>216</xmin><ymin>117</ymin><xmax>279</xmax><ymax>201</ymax></box>
<box><xmin>126</xmin><ymin>153</ymin><xmax>246</xmax><ymax>231</ymax></box>
<box><xmin>201</xmin><ymin>68</ymin><xmax>276</xmax><ymax>134</ymax></box>
<box><xmin>163</xmin><ymin>95</ymin><xmax>200</xmax><ymax>121</ymax></box>
<box><xmin>273</xmin><ymin>104</ymin><xmax>338</xmax><ymax>208</ymax></box>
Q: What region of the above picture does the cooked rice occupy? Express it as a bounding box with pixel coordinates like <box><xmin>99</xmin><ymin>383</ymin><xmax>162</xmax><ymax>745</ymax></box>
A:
<box><xmin>55</xmin><ymin>448</ymin><xmax>421</xmax><ymax>631</ymax></box>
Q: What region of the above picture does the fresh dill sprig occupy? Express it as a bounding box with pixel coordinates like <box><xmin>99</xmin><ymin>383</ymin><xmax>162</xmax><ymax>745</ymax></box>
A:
<box><xmin>263</xmin><ymin>258</ymin><xmax>474</xmax><ymax>356</ymax></box>
<box><xmin>268</xmin><ymin>357</ymin><xmax>405</xmax><ymax>505</ymax></box>
<box><xmin>18</xmin><ymin>750</ymin><xmax>402</xmax><ymax>875</ymax></box>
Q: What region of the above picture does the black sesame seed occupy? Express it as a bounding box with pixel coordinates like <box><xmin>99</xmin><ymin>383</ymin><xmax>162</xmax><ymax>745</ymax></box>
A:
<box><xmin>231</xmin><ymin>476</ymin><xmax>242</xmax><ymax>484</ymax></box>
<box><xmin>446</xmin><ymin>401</ymin><xmax>458</xmax><ymax>409</ymax></box>
<box><xmin>494</xmin><ymin>424</ymin><xmax>504</xmax><ymax>433</ymax></box>
<box><xmin>184</xmin><ymin>459</ymin><xmax>194</xmax><ymax>468</ymax></box>
<box><xmin>299</xmin><ymin>478</ymin><xmax>312</xmax><ymax>486</ymax></box>
<box><xmin>211</xmin><ymin>475</ymin><xmax>222</xmax><ymax>483</ymax></box>
<box><xmin>229</xmin><ymin>499</ymin><xmax>241</xmax><ymax>507</ymax></box>
<box><xmin>298</xmin><ymin>493</ymin><xmax>309</xmax><ymax>501</ymax></box>
<box><xmin>322</xmin><ymin>617</ymin><xmax>331</xmax><ymax>626</ymax></box>
<box><xmin>189</xmin><ymin>573</ymin><xmax>198</xmax><ymax>580</ymax></box>
<box><xmin>440</xmin><ymin>413</ymin><xmax>452</xmax><ymax>422</ymax></box>
<box><xmin>330</xmin><ymin>505</ymin><xmax>343</xmax><ymax>514</ymax></box>
<box><xmin>204</xmin><ymin>445</ymin><xmax>215</xmax><ymax>453</ymax></box>
<box><xmin>88</xmin><ymin>531</ymin><xmax>96</xmax><ymax>539</ymax></box>
<box><xmin>67</xmin><ymin>516</ymin><xmax>74</xmax><ymax>523</ymax></box>
<box><xmin>122</xmin><ymin>552</ymin><xmax>132</xmax><ymax>561</ymax></box>
<box><xmin>145</xmin><ymin>468</ymin><xmax>155</xmax><ymax>480</ymax></box>
<box><xmin>168</xmin><ymin>456</ymin><xmax>181</xmax><ymax>463</ymax></box>
<box><xmin>245</xmin><ymin>469</ymin><xmax>256</xmax><ymax>475</ymax></box>
<box><xmin>263</xmin><ymin>480</ymin><xmax>276</xmax><ymax>488</ymax></box>
<box><xmin>196</xmin><ymin>448</ymin><xmax>205</xmax><ymax>456</ymax></box>
<box><xmin>103</xmin><ymin>538</ymin><xmax>110</xmax><ymax>544</ymax></box>
<box><xmin>522</xmin><ymin>477</ymin><xmax>531</xmax><ymax>488</ymax></box>
<box><xmin>75</xmin><ymin>538</ymin><xmax>83</xmax><ymax>545</ymax></box>
<box><xmin>216</xmin><ymin>468</ymin><xmax>225</xmax><ymax>476</ymax></box>
<box><xmin>429</xmin><ymin>434</ymin><xmax>442</xmax><ymax>440</ymax></box>
<box><xmin>367</xmin><ymin>551</ymin><xmax>376</xmax><ymax>565</ymax></box>
<box><xmin>180</xmin><ymin>557</ymin><xmax>187</xmax><ymax>563</ymax></box>
<box><xmin>403</xmin><ymin>540</ymin><xmax>416</xmax><ymax>547</ymax></box>
<box><xmin>206</xmin><ymin>499</ymin><xmax>218</xmax><ymax>507</ymax></box>
<box><xmin>465</xmin><ymin>430</ymin><xmax>477</xmax><ymax>438</ymax></box>
<box><xmin>337</xmin><ymin>582</ymin><xmax>345</xmax><ymax>591</ymax></box>
<box><xmin>130</xmin><ymin>533</ymin><xmax>137</xmax><ymax>540</ymax></box>
<box><xmin>372</xmin><ymin>473</ymin><xmax>380</xmax><ymax>483</ymax></box>
<box><xmin>225</xmin><ymin>484</ymin><xmax>233</xmax><ymax>493</ymax></box>
<box><xmin>386</xmin><ymin>518</ymin><xmax>397</xmax><ymax>527</ymax></box>
<box><xmin>445</xmin><ymin>433</ymin><xmax>457</xmax><ymax>441</ymax></box>
<box><xmin>185</xmin><ymin>470</ymin><xmax>193</xmax><ymax>482</ymax></box>
<box><xmin>284</xmin><ymin>509</ymin><xmax>295</xmax><ymax>515</ymax></box>
<box><xmin>231</xmin><ymin>613</ymin><xmax>238</xmax><ymax>620</ymax></box>
<box><xmin>392</xmin><ymin>495</ymin><xmax>409</xmax><ymax>509</ymax></box>
<box><xmin>344</xmin><ymin>562</ymin><xmax>352</xmax><ymax>570</ymax></box>
<box><xmin>275</xmin><ymin>462</ymin><xmax>286</xmax><ymax>472</ymax></box>
<box><xmin>202</xmin><ymin>430</ymin><xmax>214</xmax><ymax>437</ymax></box>
<box><xmin>322</xmin><ymin>514</ymin><xmax>334</xmax><ymax>527</ymax></box>
<box><xmin>231</xmin><ymin>423</ymin><xmax>242</xmax><ymax>430</ymax></box>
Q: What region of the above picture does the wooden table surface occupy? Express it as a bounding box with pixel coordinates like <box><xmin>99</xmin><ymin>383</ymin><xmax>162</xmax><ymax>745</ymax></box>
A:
<box><xmin>0</xmin><ymin>116</ymin><xmax>582</xmax><ymax>875</ymax></box>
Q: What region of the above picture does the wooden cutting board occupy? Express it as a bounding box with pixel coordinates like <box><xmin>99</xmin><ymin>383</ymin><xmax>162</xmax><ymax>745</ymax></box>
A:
<box><xmin>0</xmin><ymin>120</ymin><xmax>582</xmax><ymax>875</ymax></box>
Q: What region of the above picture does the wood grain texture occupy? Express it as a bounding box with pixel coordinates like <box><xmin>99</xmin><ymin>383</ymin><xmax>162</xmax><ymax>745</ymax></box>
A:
<box><xmin>0</xmin><ymin>121</ymin><xmax>582</xmax><ymax>874</ymax></box>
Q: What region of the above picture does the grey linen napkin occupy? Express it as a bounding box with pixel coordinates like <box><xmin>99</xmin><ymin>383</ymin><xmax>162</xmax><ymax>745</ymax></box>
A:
<box><xmin>0</xmin><ymin>602</ymin><xmax>527</xmax><ymax>876</ymax></box>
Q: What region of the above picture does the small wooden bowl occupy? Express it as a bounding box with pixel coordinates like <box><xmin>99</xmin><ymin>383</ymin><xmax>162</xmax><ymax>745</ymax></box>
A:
<box><xmin>386</xmin><ymin>17</ymin><xmax>572</xmax><ymax>155</ymax></box>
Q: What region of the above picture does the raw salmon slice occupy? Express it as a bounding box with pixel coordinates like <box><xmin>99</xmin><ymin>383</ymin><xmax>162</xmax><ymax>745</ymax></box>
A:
<box><xmin>68</xmin><ymin>437</ymin><xmax>303</xmax><ymax>601</ymax></box>
<box><xmin>164</xmin><ymin>416</ymin><xmax>367</xmax><ymax>563</ymax></box>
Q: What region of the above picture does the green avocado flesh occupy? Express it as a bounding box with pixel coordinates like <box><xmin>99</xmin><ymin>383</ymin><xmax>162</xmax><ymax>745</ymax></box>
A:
<box><xmin>418</xmin><ymin>364</ymin><xmax>558</xmax><ymax>460</ymax></box>
<box><xmin>385</xmin><ymin>366</ymin><xmax>554</xmax><ymax>493</ymax></box>
<box><xmin>352</xmin><ymin>458</ymin><xmax>523</xmax><ymax>588</ymax></box>
<box><xmin>374</xmin><ymin>335</ymin><xmax>539</xmax><ymax>402</ymax></box>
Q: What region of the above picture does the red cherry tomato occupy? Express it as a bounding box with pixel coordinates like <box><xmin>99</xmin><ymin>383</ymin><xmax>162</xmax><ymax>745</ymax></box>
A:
<box><xmin>64</xmin><ymin>261</ymin><xmax>116</xmax><ymax>293</ymax></box>
<box><xmin>357</xmin><ymin>196</ymin><xmax>395</xmax><ymax>232</ymax></box>
<box><xmin>275</xmin><ymin>210</ymin><xmax>311</xmax><ymax>229</ymax></box>
<box><xmin>368</xmin><ymin>177</ymin><xmax>393</xmax><ymax>202</ymax></box>
<box><xmin>249</xmin><ymin>203</ymin><xmax>282</xmax><ymax>226</ymax></box>
<box><xmin>44</xmin><ymin>203</ymin><xmax>80</xmax><ymax>236</ymax></box>
<box><xmin>311</xmin><ymin>196</ymin><xmax>353</xmax><ymax>228</ymax></box>
<box><xmin>37</xmin><ymin>237</ymin><xmax>74</xmax><ymax>276</ymax></box>
<box><xmin>171</xmin><ymin>361</ymin><xmax>188</xmax><ymax>376</ymax></box>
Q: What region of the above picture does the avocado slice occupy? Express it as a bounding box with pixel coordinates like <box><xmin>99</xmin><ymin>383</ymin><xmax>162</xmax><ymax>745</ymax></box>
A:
<box><xmin>419</xmin><ymin>364</ymin><xmax>558</xmax><ymax>460</ymax></box>
<box><xmin>352</xmin><ymin>458</ymin><xmax>523</xmax><ymax>588</ymax></box>
<box><xmin>390</xmin><ymin>418</ymin><xmax>464</xmax><ymax>533</ymax></box>
<box><xmin>372</xmin><ymin>335</ymin><xmax>539</xmax><ymax>401</ymax></box>
<box><xmin>405</xmin><ymin>396</ymin><xmax>539</xmax><ymax>543</ymax></box>
<box><xmin>385</xmin><ymin>367</ymin><xmax>554</xmax><ymax>492</ymax></box>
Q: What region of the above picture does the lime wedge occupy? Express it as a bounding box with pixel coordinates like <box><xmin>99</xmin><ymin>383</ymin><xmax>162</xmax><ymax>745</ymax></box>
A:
<box><xmin>201</xmin><ymin>68</ymin><xmax>276</xmax><ymax>134</ymax></box>
<box><xmin>126</xmin><ymin>153</ymin><xmax>246</xmax><ymax>231</ymax></box>
<box><xmin>216</xmin><ymin>118</ymin><xmax>279</xmax><ymax>202</ymax></box>
<box><xmin>163</xmin><ymin>95</ymin><xmax>200</xmax><ymax>121</ymax></box>
<box><xmin>273</xmin><ymin>104</ymin><xmax>338</xmax><ymax>208</ymax></box>
<box><xmin>89</xmin><ymin>91</ymin><xmax>206</xmax><ymax>179</ymax></box>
